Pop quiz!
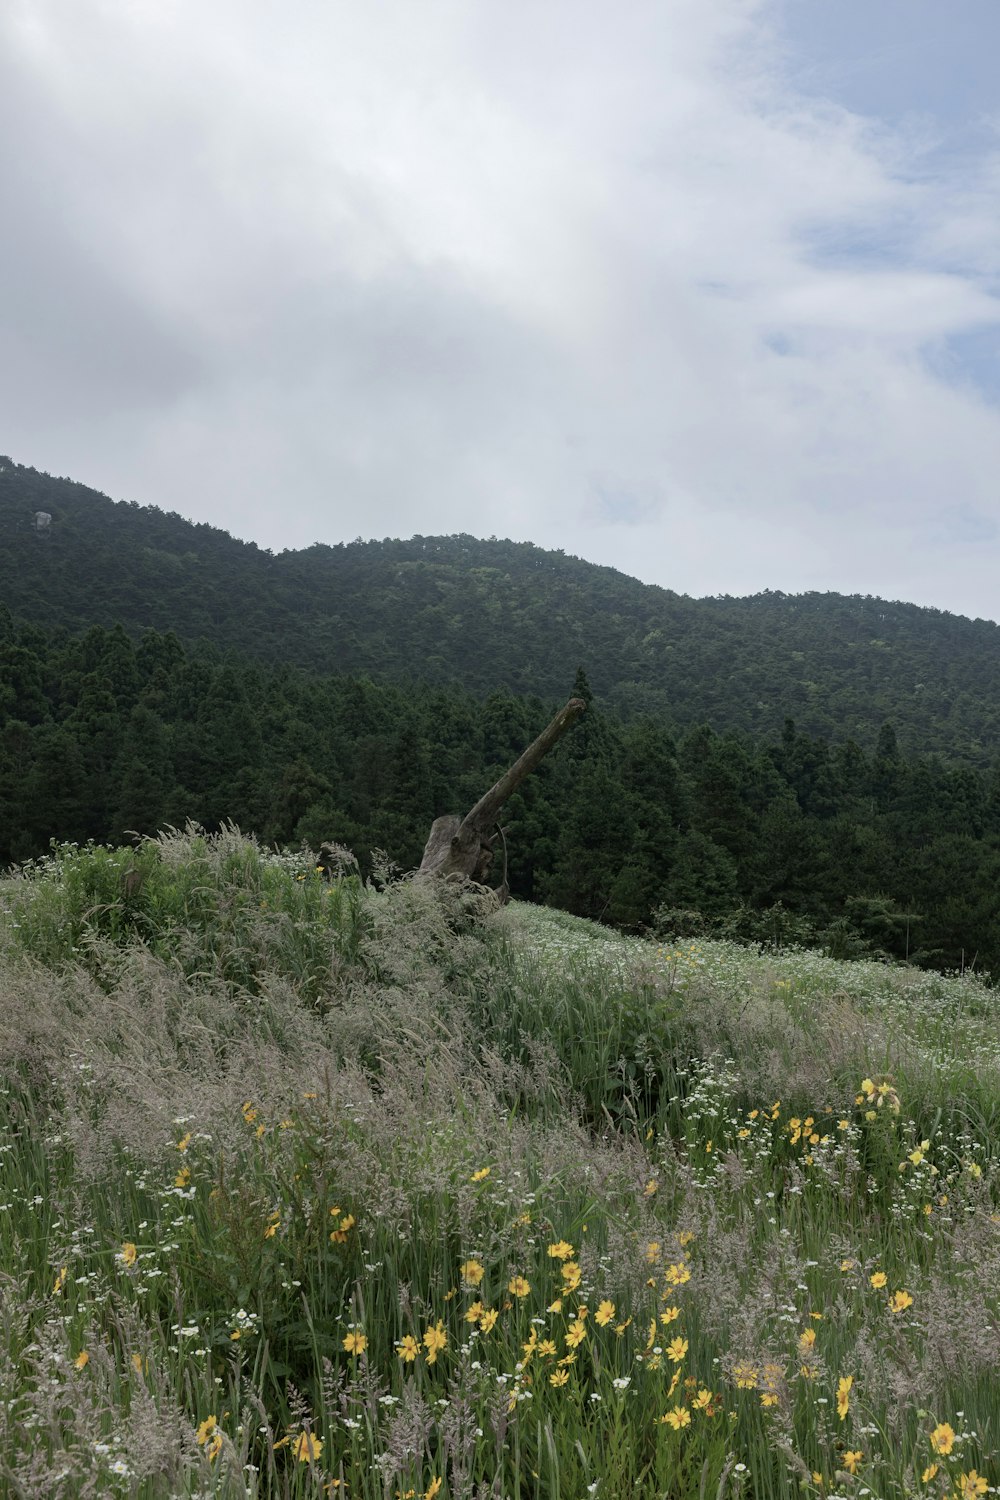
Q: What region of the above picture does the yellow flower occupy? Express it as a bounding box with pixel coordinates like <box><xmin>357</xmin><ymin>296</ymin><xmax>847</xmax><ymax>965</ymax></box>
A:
<box><xmin>263</xmin><ymin>1212</ymin><xmax>280</xmax><ymax>1240</ymax></box>
<box><xmin>930</xmin><ymin>1422</ymin><xmax>955</xmax><ymax>1455</ymax></box>
<box><xmin>131</xmin><ymin>1352</ymin><xmax>145</xmax><ymax>1374</ymax></box>
<box><xmin>665</xmin><ymin>1261</ymin><xmax>691</xmax><ymax>1286</ymax></box>
<box><xmin>546</xmin><ymin>1297</ymin><xmax>563</xmax><ymax>1314</ymax></box>
<box><xmin>52</xmin><ymin>1266</ymin><xmax>67</xmax><ymax>1295</ymax></box>
<box><xmin>176</xmin><ymin>1133</ymin><xmax>192</xmax><ymax>1152</ymax></box>
<box><xmin>120</xmin><ymin>1242</ymin><xmax>138</xmax><ymax>1268</ymax></box>
<box><xmin>840</xmin><ymin>1259</ymin><xmax>856</xmax><ymax>1272</ymax></box>
<box><xmin>660</xmin><ymin>1405</ymin><xmax>691</xmax><ymax>1429</ymax></box>
<box><xmin>666</xmin><ymin>1337</ymin><xmax>688</xmax><ymax>1364</ymax></box>
<box><xmin>460</xmin><ymin>1259</ymin><xmax>485</xmax><ymax>1285</ymax></box>
<box><xmin>197</xmin><ymin>1416</ymin><xmax>218</xmax><ymax>1446</ymax></box>
<box><xmin>507</xmin><ymin>1276</ymin><xmax>530</xmax><ymax>1299</ymax></box>
<box><xmin>644</xmin><ymin>1179</ymin><xmax>658</xmax><ymax>1196</ymax></box>
<box><xmin>174</xmin><ymin>1165</ymin><xmax>191</xmax><ymax>1188</ymax></box>
<box><xmin>424</xmin><ymin>1479</ymin><xmax>443</xmax><ymax>1500</ymax></box>
<box><xmin>465</xmin><ymin>1300</ymin><xmax>484</xmax><ymax>1325</ymax></box>
<box><xmin>547</xmin><ymin>1240</ymin><xmax>574</xmax><ymax>1260</ymax></box>
<box><xmin>478</xmin><ymin>1308</ymin><xmax>499</xmax><ymax>1333</ymax></box>
<box><xmin>550</xmin><ymin>1368</ymin><xmax>569</xmax><ymax>1387</ymax></box>
<box><xmin>843</xmin><ymin>1450</ymin><xmax>863</xmax><ymax>1475</ymax></box>
<box><xmin>869</xmin><ymin>1271</ymin><xmax>887</xmax><ymax>1289</ymax></box>
<box><xmin>470</xmin><ymin>1167</ymin><xmax>491</xmax><ymax>1182</ymax></box>
<box><xmin>760</xmin><ymin>1393</ymin><xmax>778</xmax><ymax>1407</ymax></box>
<box><xmin>922</xmin><ymin>1463</ymin><xmax>939</xmax><ymax>1483</ymax></box>
<box><xmin>292</xmin><ymin>1432</ymin><xmax>323</xmax><ymax>1463</ymax></box>
<box><xmin>423</xmin><ymin>1320</ymin><xmax>448</xmax><ymax>1363</ymax></box>
<box><xmin>677</xmin><ymin>1230</ymin><xmax>695</xmax><ymax>1247</ymax></box>
<box><xmin>397</xmin><ymin>1334</ymin><xmax>419</xmax><ymax>1362</ymax></box>
<box><xmin>645</xmin><ymin>1241</ymin><xmax>661</xmax><ymax>1265</ymax></box>
<box><xmin>560</xmin><ymin>1262</ymin><xmax>582</xmax><ymax>1291</ymax></box>
<box><xmin>836</xmin><ymin>1374</ymin><xmax>852</xmax><ymax>1421</ymax></box>
<box><xmin>692</xmin><ymin>1388</ymin><xmax>713</xmax><ymax>1410</ymax></box>
<box><xmin>343</xmin><ymin>1330</ymin><xmax>367</xmax><ymax>1356</ymax></box>
<box><xmin>799</xmin><ymin>1328</ymin><xmax>816</xmax><ymax>1350</ymax></box>
<box><xmin>733</xmin><ymin>1361</ymin><xmax>758</xmax><ymax>1389</ymax></box>
<box><xmin>595</xmin><ymin>1300</ymin><xmax>616</xmax><ymax>1326</ymax></box>
<box><xmin>889</xmin><ymin>1289</ymin><xmax>913</xmax><ymax>1313</ymax></box>
<box><xmin>74</xmin><ymin>1350</ymin><xmax>89</xmax><ymax>1370</ymax></box>
<box><xmin>538</xmin><ymin>1338</ymin><xmax>557</xmax><ymax>1356</ymax></box>
<box><xmin>660</xmin><ymin>1306</ymin><xmax>680</xmax><ymax>1326</ymax></box>
<box><xmin>959</xmin><ymin>1472</ymin><xmax>988</xmax><ymax>1498</ymax></box>
<box><xmin>565</xmin><ymin>1318</ymin><xmax>588</xmax><ymax>1349</ymax></box>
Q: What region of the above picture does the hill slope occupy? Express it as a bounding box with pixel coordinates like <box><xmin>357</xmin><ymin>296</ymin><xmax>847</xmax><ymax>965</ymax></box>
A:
<box><xmin>4</xmin><ymin>456</ymin><xmax>1000</xmax><ymax>758</ymax></box>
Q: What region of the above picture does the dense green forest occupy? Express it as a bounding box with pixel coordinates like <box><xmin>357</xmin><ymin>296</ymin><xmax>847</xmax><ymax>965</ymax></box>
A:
<box><xmin>4</xmin><ymin>612</ymin><xmax>1000</xmax><ymax>975</ymax></box>
<box><xmin>5</xmin><ymin>457</ymin><xmax>1000</xmax><ymax>759</ymax></box>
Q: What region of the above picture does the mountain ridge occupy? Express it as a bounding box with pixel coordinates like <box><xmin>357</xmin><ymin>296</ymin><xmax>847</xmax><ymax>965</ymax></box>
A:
<box><xmin>3</xmin><ymin>456</ymin><xmax>1000</xmax><ymax>760</ymax></box>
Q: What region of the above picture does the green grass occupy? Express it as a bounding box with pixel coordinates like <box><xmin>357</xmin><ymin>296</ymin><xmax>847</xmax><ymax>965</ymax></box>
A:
<box><xmin>0</xmin><ymin>829</ymin><xmax>997</xmax><ymax>1498</ymax></box>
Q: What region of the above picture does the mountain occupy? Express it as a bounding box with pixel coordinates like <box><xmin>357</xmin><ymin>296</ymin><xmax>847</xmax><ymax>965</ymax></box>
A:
<box><xmin>4</xmin><ymin>456</ymin><xmax>1000</xmax><ymax>761</ymax></box>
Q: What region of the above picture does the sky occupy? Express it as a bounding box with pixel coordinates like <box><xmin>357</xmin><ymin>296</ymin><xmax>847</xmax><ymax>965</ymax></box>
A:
<box><xmin>2</xmin><ymin>0</ymin><xmax>1000</xmax><ymax>619</ymax></box>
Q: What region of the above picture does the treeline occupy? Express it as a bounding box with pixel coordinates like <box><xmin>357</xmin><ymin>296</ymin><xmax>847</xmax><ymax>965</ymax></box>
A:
<box><xmin>4</xmin><ymin>616</ymin><xmax>1000</xmax><ymax>976</ymax></box>
<box><xmin>5</xmin><ymin>459</ymin><xmax>1000</xmax><ymax>761</ymax></box>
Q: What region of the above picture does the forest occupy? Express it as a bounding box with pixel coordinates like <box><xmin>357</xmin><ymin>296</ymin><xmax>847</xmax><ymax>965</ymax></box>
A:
<box><xmin>4</xmin><ymin>611</ymin><xmax>1000</xmax><ymax>976</ymax></box>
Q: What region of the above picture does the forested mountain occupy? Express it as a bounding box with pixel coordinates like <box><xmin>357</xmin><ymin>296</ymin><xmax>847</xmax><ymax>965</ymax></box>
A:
<box><xmin>4</xmin><ymin>457</ymin><xmax>1000</xmax><ymax>761</ymax></box>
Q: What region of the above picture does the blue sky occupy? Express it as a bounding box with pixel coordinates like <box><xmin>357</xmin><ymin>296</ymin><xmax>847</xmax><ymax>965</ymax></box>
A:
<box><xmin>2</xmin><ymin>0</ymin><xmax>999</xmax><ymax>619</ymax></box>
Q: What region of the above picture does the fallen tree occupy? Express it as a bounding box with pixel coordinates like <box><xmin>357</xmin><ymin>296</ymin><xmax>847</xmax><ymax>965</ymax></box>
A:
<box><xmin>417</xmin><ymin>697</ymin><xmax>586</xmax><ymax>897</ymax></box>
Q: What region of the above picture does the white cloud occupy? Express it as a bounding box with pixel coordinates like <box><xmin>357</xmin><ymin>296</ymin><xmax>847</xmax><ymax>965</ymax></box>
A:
<box><xmin>1</xmin><ymin>0</ymin><xmax>999</xmax><ymax>616</ymax></box>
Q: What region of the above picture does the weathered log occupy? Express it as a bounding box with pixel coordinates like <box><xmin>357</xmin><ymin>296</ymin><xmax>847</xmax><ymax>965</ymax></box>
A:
<box><xmin>417</xmin><ymin>697</ymin><xmax>586</xmax><ymax>894</ymax></box>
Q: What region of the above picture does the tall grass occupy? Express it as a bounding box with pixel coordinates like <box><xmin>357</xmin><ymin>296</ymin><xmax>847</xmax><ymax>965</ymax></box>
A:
<box><xmin>0</xmin><ymin>829</ymin><xmax>996</xmax><ymax>1497</ymax></box>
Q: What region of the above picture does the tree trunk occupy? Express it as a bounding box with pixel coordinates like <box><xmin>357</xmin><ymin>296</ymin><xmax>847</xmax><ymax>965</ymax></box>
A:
<box><xmin>417</xmin><ymin>697</ymin><xmax>586</xmax><ymax>894</ymax></box>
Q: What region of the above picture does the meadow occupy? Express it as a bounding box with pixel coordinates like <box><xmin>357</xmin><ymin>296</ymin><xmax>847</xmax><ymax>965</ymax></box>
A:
<box><xmin>0</xmin><ymin>827</ymin><xmax>997</xmax><ymax>1499</ymax></box>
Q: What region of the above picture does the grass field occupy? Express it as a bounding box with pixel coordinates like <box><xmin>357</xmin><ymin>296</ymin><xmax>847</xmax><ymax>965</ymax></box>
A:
<box><xmin>0</xmin><ymin>828</ymin><xmax>997</xmax><ymax>1498</ymax></box>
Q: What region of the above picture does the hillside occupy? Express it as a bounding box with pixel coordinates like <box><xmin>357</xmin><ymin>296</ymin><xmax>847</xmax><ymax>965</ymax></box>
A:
<box><xmin>4</xmin><ymin>457</ymin><xmax>1000</xmax><ymax>760</ymax></box>
<box><xmin>1</xmin><ymin>831</ymin><xmax>997</xmax><ymax>1496</ymax></box>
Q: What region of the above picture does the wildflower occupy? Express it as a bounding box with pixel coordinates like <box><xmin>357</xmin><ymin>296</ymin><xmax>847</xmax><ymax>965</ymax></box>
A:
<box><xmin>74</xmin><ymin>1350</ymin><xmax>89</xmax><ymax>1370</ymax></box>
<box><xmin>660</xmin><ymin>1306</ymin><xmax>680</xmax><ymax>1325</ymax></box>
<box><xmin>470</xmin><ymin>1167</ymin><xmax>491</xmax><ymax>1182</ymax></box>
<box><xmin>843</xmin><ymin>1451</ymin><xmax>863</xmax><ymax>1475</ymax></box>
<box><xmin>645</xmin><ymin>1241</ymin><xmax>661</xmax><ymax>1264</ymax></box>
<box><xmin>889</xmin><ymin>1290</ymin><xmax>913</xmax><ymax>1313</ymax></box>
<box><xmin>119</xmin><ymin>1242</ymin><xmax>138</xmax><ymax>1268</ymax></box>
<box><xmin>460</xmin><ymin>1258</ymin><xmax>485</xmax><ymax>1285</ymax></box>
<box><xmin>693</xmin><ymin>1388</ymin><xmax>713</xmax><ymax>1410</ymax></box>
<box><xmin>197</xmin><ymin>1416</ymin><xmax>223</xmax><ymax>1461</ymax></box>
<box><xmin>538</xmin><ymin>1338</ymin><xmax>557</xmax><ymax>1357</ymax></box>
<box><xmin>665</xmin><ymin>1262</ymin><xmax>691</xmax><ymax>1286</ymax></box>
<box><xmin>733</xmin><ymin>1362</ymin><xmax>758</xmax><ymax>1389</ymax></box>
<box><xmin>666</xmin><ymin>1337</ymin><xmax>688</xmax><ymax>1364</ymax></box>
<box><xmin>423</xmin><ymin>1321</ymin><xmax>448</xmax><ymax>1363</ymax></box>
<box><xmin>424</xmin><ymin>1479</ymin><xmax>443</xmax><ymax>1500</ymax></box>
<box><xmin>508</xmin><ymin>1276</ymin><xmax>530</xmax><ymax>1299</ymax></box>
<box><xmin>595</xmin><ymin>1300</ymin><xmax>616</xmax><ymax>1326</ymax></box>
<box><xmin>52</xmin><ymin>1266</ymin><xmax>68</xmax><ymax>1295</ymax></box>
<box><xmin>922</xmin><ymin>1464</ymin><xmax>939</xmax><ymax>1484</ymax></box>
<box><xmin>869</xmin><ymin>1271</ymin><xmax>887</xmax><ymax>1289</ymax></box>
<box><xmin>131</xmin><ymin>1353</ymin><xmax>145</xmax><ymax>1374</ymax></box>
<box><xmin>836</xmin><ymin>1374</ymin><xmax>852</xmax><ymax>1421</ymax></box>
<box><xmin>930</xmin><ymin>1422</ymin><xmax>956</xmax><ymax>1455</ymax></box>
<box><xmin>292</xmin><ymin>1432</ymin><xmax>323</xmax><ymax>1463</ymax></box>
<box><xmin>550</xmin><ymin>1368</ymin><xmax>569</xmax><ymax>1387</ymax></box>
<box><xmin>465</xmin><ymin>1300</ymin><xmax>484</xmax><ymax>1325</ymax></box>
<box><xmin>174</xmin><ymin>1165</ymin><xmax>191</xmax><ymax>1188</ymax></box>
<box><xmin>760</xmin><ymin>1393</ymin><xmax>778</xmax><ymax>1408</ymax></box>
<box><xmin>478</xmin><ymin>1308</ymin><xmax>499</xmax><ymax>1333</ymax></box>
<box><xmin>799</xmin><ymin>1328</ymin><xmax>816</xmax><ymax>1350</ymax></box>
<box><xmin>560</xmin><ymin>1262</ymin><xmax>582</xmax><ymax>1291</ymax></box>
<box><xmin>677</xmin><ymin>1230</ymin><xmax>695</xmax><ymax>1247</ymax></box>
<box><xmin>644</xmin><ymin>1179</ymin><xmax>658</xmax><ymax>1196</ymax></box>
<box><xmin>343</xmin><ymin>1330</ymin><xmax>367</xmax><ymax>1356</ymax></box>
<box><xmin>397</xmin><ymin>1334</ymin><xmax>419</xmax><ymax>1361</ymax></box>
<box><xmin>547</xmin><ymin>1297</ymin><xmax>563</xmax><ymax>1314</ymax></box>
<box><xmin>177</xmin><ymin>1133</ymin><xmax>192</xmax><ymax>1152</ymax></box>
<box><xmin>565</xmin><ymin>1318</ymin><xmax>588</xmax><ymax>1349</ymax></box>
<box><xmin>840</xmin><ymin>1259</ymin><xmax>856</xmax><ymax>1272</ymax></box>
<box><xmin>958</xmin><ymin>1472</ymin><xmax>988</xmax><ymax>1497</ymax></box>
<box><xmin>547</xmin><ymin>1240</ymin><xmax>574</xmax><ymax>1260</ymax></box>
<box><xmin>660</xmin><ymin>1406</ymin><xmax>691</xmax><ymax>1429</ymax></box>
<box><xmin>264</xmin><ymin>1212</ymin><xmax>280</xmax><ymax>1240</ymax></box>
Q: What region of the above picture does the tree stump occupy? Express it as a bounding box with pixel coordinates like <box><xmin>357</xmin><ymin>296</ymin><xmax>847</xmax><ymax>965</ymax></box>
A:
<box><xmin>417</xmin><ymin>697</ymin><xmax>586</xmax><ymax>897</ymax></box>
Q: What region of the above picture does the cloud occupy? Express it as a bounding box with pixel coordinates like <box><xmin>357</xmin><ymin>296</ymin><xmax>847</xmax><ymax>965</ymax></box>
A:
<box><xmin>1</xmin><ymin>0</ymin><xmax>999</xmax><ymax>617</ymax></box>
